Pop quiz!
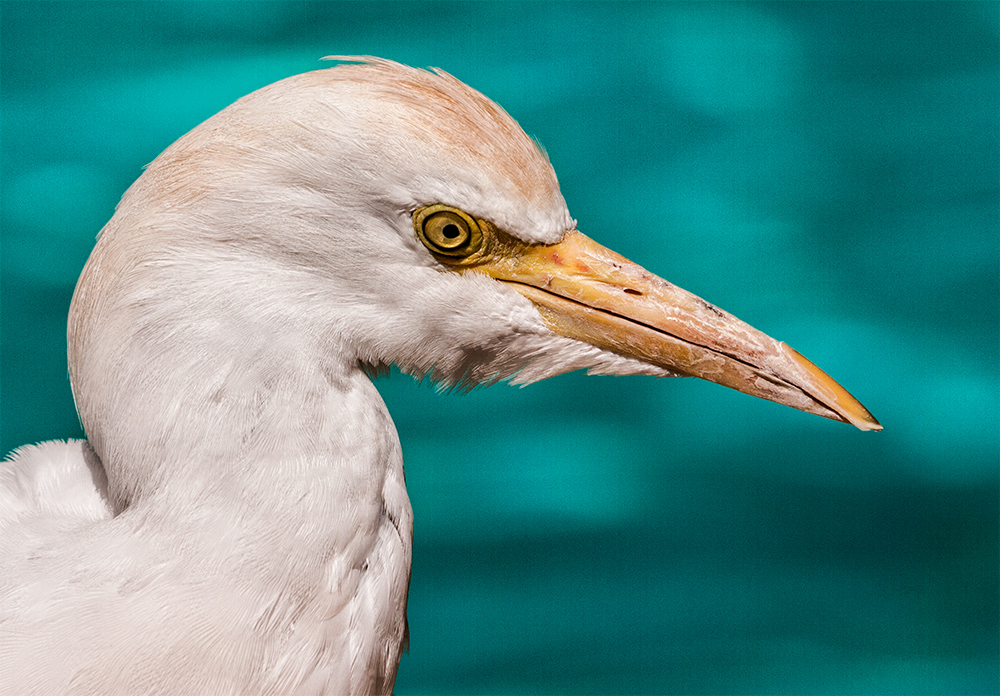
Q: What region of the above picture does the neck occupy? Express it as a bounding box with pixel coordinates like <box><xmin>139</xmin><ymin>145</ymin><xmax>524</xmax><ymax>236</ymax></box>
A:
<box><xmin>70</xmin><ymin>285</ymin><xmax>413</xmax><ymax>693</ymax></box>
<box><xmin>66</xmin><ymin>201</ymin><xmax>423</xmax><ymax>689</ymax></box>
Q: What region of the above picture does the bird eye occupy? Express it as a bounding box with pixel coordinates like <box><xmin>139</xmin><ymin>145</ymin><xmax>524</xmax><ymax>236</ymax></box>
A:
<box><xmin>413</xmin><ymin>205</ymin><xmax>483</xmax><ymax>258</ymax></box>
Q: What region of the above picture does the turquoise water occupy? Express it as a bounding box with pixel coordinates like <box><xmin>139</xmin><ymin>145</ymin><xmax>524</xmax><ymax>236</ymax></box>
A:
<box><xmin>2</xmin><ymin>2</ymin><xmax>997</xmax><ymax>693</ymax></box>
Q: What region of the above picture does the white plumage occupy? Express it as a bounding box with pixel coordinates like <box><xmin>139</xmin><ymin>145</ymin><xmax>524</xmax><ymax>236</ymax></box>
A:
<box><xmin>0</xmin><ymin>57</ymin><xmax>878</xmax><ymax>695</ymax></box>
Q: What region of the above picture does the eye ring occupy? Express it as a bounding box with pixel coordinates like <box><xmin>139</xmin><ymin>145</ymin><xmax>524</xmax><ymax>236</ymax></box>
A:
<box><xmin>413</xmin><ymin>205</ymin><xmax>483</xmax><ymax>257</ymax></box>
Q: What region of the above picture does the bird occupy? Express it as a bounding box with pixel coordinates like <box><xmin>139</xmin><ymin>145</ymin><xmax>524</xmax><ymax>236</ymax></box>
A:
<box><xmin>0</xmin><ymin>56</ymin><xmax>880</xmax><ymax>695</ymax></box>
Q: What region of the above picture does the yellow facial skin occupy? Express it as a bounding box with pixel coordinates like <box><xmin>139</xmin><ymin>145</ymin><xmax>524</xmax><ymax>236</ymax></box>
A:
<box><xmin>415</xmin><ymin>206</ymin><xmax>881</xmax><ymax>431</ymax></box>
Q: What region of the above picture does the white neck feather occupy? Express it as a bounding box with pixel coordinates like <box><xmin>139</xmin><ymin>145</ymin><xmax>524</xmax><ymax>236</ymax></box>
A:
<box><xmin>65</xmin><ymin>219</ymin><xmax>414</xmax><ymax>693</ymax></box>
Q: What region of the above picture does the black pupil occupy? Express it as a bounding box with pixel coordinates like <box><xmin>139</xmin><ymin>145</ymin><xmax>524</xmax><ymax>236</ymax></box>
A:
<box><xmin>442</xmin><ymin>223</ymin><xmax>461</xmax><ymax>239</ymax></box>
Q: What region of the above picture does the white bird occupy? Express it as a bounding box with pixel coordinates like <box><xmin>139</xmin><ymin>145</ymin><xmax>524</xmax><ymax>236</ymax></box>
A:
<box><xmin>0</xmin><ymin>57</ymin><xmax>880</xmax><ymax>695</ymax></box>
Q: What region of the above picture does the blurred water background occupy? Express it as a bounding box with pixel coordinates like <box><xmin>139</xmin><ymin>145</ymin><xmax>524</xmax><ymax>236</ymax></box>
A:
<box><xmin>1</xmin><ymin>2</ymin><xmax>997</xmax><ymax>693</ymax></box>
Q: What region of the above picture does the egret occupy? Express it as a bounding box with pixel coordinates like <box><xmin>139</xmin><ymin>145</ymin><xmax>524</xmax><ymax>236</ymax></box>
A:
<box><xmin>0</xmin><ymin>57</ymin><xmax>880</xmax><ymax>695</ymax></box>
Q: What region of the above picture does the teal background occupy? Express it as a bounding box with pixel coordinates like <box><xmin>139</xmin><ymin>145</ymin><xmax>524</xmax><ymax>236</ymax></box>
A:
<box><xmin>1</xmin><ymin>2</ymin><xmax>997</xmax><ymax>693</ymax></box>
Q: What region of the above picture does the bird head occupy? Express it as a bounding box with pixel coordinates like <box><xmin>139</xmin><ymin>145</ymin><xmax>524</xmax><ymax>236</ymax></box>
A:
<box><xmin>68</xmin><ymin>56</ymin><xmax>878</xmax><ymax>483</ymax></box>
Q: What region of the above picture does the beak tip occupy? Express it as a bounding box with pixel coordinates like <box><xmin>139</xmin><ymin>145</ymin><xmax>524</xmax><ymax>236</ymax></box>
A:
<box><xmin>852</xmin><ymin>411</ymin><xmax>883</xmax><ymax>432</ymax></box>
<box><xmin>781</xmin><ymin>343</ymin><xmax>882</xmax><ymax>432</ymax></box>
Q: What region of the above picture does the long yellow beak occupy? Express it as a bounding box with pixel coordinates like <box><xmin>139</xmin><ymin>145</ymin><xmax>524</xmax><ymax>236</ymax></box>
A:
<box><xmin>471</xmin><ymin>230</ymin><xmax>881</xmax><ymax>431</ymax></box>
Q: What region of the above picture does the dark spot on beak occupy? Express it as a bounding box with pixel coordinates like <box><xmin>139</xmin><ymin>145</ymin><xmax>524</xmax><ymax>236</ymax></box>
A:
<box><xmin>623</xmin><ymin>288</ymin><xmax>642</xmax><ymax>296</ymax></box>
<box><xmin>698</xmin><ymin>297</ymin><xmax>724</xmax><ymax>317</ymax></box>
